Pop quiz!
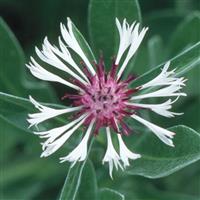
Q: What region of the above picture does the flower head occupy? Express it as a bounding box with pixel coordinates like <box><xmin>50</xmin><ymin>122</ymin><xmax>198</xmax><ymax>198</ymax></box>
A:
<box><xmin>27</xmin><ymin>18</ymin><xmax>186</xmax><ymax>178</ymax></box>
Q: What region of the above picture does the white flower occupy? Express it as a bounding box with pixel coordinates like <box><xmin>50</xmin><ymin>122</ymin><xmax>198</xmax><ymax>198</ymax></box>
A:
<box><xmin>26</xmin><ymin>58</ymin><xmax>81</xmax><ymax>91</ymax></box>
<box><xmin>102</xmin><ymin>127</ymin><xmax>123</xmax><ymax>179</ymax></box>
<box><xmin>34</xmin><ymin>114</ymin><xmax>87</xmax><ymax>151</ymax></box>
<box><xmin>117</xmin><ymin>134</ymin><xmax>141</xmax><ymax>167</ymax></box>
<box><xmin>40</xmin><ymin>115</ymin><xmax>87</xmax><ymax>157</ymax></box>
<box><xmin>116</xmin><ymin>22</ymin><xmax>148</xmax><ymax>79</ymax></box>
<box><xmin>35</xmin><ymin>37</ymin><xmax>88</xmax><ymax>85</ymax></box>
<box><xmin>131</xmin><ymin>115</ymin><xmax>175</xmax><ymax>147</ymax></box>
<box><xmin>131</xmin><ymin>84</ymin><xmax>186</xmax><ymax>100</ymax></box>
<box><xmin>27</xmin><ymin>17</ymin><xmax>186</xmax><ymax>178</ymax></box>
<box><xmin>27</xmin><ymin>96</ymin><xmax>83</xmax><ymax>127</ymax></box>
<box><xmin>115</xmin><ymin>18</ymin><xmax>136</xmax><ymax>65</ymax></box>
<box><xmin>60</xmin><ymin>119</ymin><xmax>95</xmax><ymax>166</ymax></box>
<box><xmin>126</xmin><ymin>98</ymin><xmax>183</xmax><ymax>117</ymax></box>
<box><xmin>141</xmin><ymin>61</ymin><xmax>186</xmax><ymax>89</ymax></box>
<box><xmin>60</xmin><ymin>18</ymin><xmax>96</xmax><ymax>75</ymax></box>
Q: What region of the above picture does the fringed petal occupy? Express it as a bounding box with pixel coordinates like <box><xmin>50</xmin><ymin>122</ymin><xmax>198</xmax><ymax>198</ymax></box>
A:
<box><xmin>40</xmin><ymin>115</ymin><xmax>87</xmax><ymax>157</ymax></box>
<box><xmin>131</xmin><ymin>114</ymin><xmax>175</xmax><ymax>147</ymax></box>
<box><xmin>117</xmin><ymin>24</ymin><xmax>148</xmax><ymax>79</ymax></box>
<box><xmin>27</xmin><ymin>96</ymin><xmax>82</xmax><ymax>127</ymax></box>
<box><xmin>102</xmin><ymin>127</ymin><xmax>123</xmax><ymax>179</ymax></box>
<box><xmin>60</xmin><ymin>18</ymin><xmax>96</xmax><ymax>75</ymax></box>
<box><xmin>26</xmin><ymin>57</ymin><xmax>81</xmax><ymax>91</ymax></box>
<box><xmin>117</xmin><ymin>134</ymin><xmax>141</xmax><ymax>167</ymax></box>
<box><xmin>60</xmin><ymin>119</ymin><xmax>95</xmax><ymax>166</ymax></box>
<box><xmin>127</xmin><ymin>99</ymin><xmax>183</xmax><ymax>117</ymax></box>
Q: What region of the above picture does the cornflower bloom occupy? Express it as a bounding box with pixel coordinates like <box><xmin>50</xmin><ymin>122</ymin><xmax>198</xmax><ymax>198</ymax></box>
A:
<box><xmin>27</xmin><ymin>18</ymin><xmax>186</xmax><ymax>178</ymax></box>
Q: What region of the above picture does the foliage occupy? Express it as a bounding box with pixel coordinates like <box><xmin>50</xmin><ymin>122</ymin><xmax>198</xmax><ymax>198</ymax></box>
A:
<box><xmin>0</xmin><ymin>0</ymin><xmax>200</xmax><ymax>199</ymax></box>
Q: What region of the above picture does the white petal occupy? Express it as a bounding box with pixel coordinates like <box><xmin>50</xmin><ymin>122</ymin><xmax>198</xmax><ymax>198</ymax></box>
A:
<box><xmin>102</xmin><ymin>127</ymin><xmax>123</xmax><ymax>179</ymax></box>
<box><xmin>34</xmin><ymin>114</ymin><xmax>87</xmax><ymax>150</ymax></box>
<box><xmin>35</xmin><ymin>38</ymin><xmax>88</xmax><ymax>85</ymax></box>
<box><xmin>27</xmin><ymin>96</ymin><xmax>82</xmax><ymax>127</ymax></box>
<box><xmin>60</xmin><ymin>119</ymin><xmax>95</xmax><ymax>165</ymax></box>
<box><xmin>57</xmin><ymin>37</ymin><xmax>90</xmax><ymax>82</ymax></box>
<box><xmin>41</xmin><ymin>115</ymin><xmax>87</xmax><ymax>157</ymax></box>
<box><xmin>117</xmin><ymin>26</ymin><xmax>148</xmax><ymax>79</ymax></box>
<box><xmin>117</xmin><ymin>134</ymin><xmax>141</xmax><ymax>167</ymax></box>
<box><xmin>115</xmin><ymin>18</ymin><xmax>136</xmax><ymax>65</ymax></box>
<box><xmin>26</xmin><ymin>57</ymin><xmax>81</xmax><ymax>91</ymax></box>
<box><xmin>131</xmin><ymin>114</ymin><xmax>175</xmax><ymax>147</ymax></box>
<box><xmin>127</xmin><ymin>99</ymin><xmax>183</xmax><ymax>117</ymax></box>
<box><xmin>131</xmin><ymin>84</ymin><xmax>186</xmax><ymax>100</ymax></box>
<box><xmin>60</xmin><ymin>18</ymin><xmax>96</xmax><ymax>76</ymax></box>
<box><xmin>141</xmin><ymin>61</ymin><xmax>186</xmax><ymax>89</ymax></box>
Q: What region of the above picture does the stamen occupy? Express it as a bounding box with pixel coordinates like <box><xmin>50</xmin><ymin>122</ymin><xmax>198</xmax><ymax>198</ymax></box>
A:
<box><xmin>94</xmin><ymin>120</ymin><xmax>102</xmax><ymax>135</ymax></box>
<box><xmin>73</xmin><ymin>79</ymin><xmax>89</xmax><ymax>91</ymax></box>
<box><xmin>81</xmin><ymin>61</ymin><xmax>93</xmax><ymax>83</ymax></box>
<box><xmin>107</xmin><ymin>87</ymin><xmax>111</xmax><ymax>94</ymax></box>
<box><xmin>84</xmin><ymin>114</ymin><xmax>94</xmax><ymax>125</ymax></box>
<box><xmin>124</xmin><ymin>89</ymin><xmax>137</xmax><ymax>96</ymax></box>
<box><xmin>62</xmin><ymin>93</ymin><xmax>81</xmax><ymax>100</ymax></box>
<box><xmin>123</xmin><ymin>74</ymin><xmax>136</xmax><ymax>84</ymax></box>
<box><xmin>110</xmin><ymin>117</ymin><xmax>119</xmax><ymax>133</ymax></box>
<box><xmin>115</xmin><ymin>87</ymin><xmax>121</xmax><ymax>94</ymax></box>
<box><xmin>61</xmin><ymin>55</ymin><xmax>140</xmax><ymax>136</ymax></box>
<box><xmin>110</xmin><ymin>57</ymin><xmax>118</xmax><ymax>78</ymax></box>
<box><xmin>120</xmin><ymin>121</ymin><xmax>132</xmax><ymax>135</ymax></box>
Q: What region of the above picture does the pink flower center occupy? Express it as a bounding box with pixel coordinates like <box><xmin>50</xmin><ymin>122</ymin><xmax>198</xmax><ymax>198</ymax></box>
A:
<box><xmin>62</xmin><ymin>57</ymin><xmax>140</xmax><ymax>135</ymax></box>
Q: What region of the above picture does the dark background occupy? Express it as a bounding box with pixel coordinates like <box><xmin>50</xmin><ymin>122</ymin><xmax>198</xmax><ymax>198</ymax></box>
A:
<box><xmin>1</xmin><ymin>0</ymin><xmax>199</xmax><ymax>56</ymax></box>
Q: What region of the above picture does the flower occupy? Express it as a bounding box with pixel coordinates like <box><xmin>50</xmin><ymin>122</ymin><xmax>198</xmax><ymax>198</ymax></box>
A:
<box><xmin>27</xmin><ymin>17</ymin><xmax>186</xmax><ymax>178</ymax></box>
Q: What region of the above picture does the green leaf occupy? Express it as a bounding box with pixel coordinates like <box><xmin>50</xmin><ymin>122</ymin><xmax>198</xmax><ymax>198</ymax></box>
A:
<box><xmin>161</xmin><ymin>161</ymin><xmax>200</xmax><ymax>198</ymax></box>
<box><xmin>138</xmin><ymin>191</ymin><xmax>200</xmax><ymax>200</ymax></box>
<box><xmin>154</xmin><ymin>194</ymin><xmax>199</xmax><ymax>200</ymax></box>
<box><xmin>175</xmin><ymin>0</ymin><xmax>200</xmax><ymax>21</ymax></box>
<box><xmin>168</xmin><ymin>12</ymin><xmax>200</xmax><ymax>56</ymax></box>
<box><xmin>0</xmin><ymin>92</ymin><xmax>66</xmax><ymax>133</ymax></box>
<box><xmin>122</xmin><ymin>180</ymin><xmax>200</xmax><ymax>200</ymax></box>
<box><xmin>88</xmin><ymin>0</ymin><xmax>141</xmax><ymax>65</ymax></box>
<box><xmin>76</xmin><ymin>160</ymin><xmax>98</xmax><ymax>200</ymax></box>
<box><xmin>0</xmin><ymin>17</ymin><xmax>56</xmax><ymax>101</ymax></box>
<box><xmin>70</xmin><ymin>19</ymin><xmax>96</xmax><ymax>63</ymax></box>
<box><xmin>1</xmin><ymin>157</ymin><xmax>44</xmax><ymax>188</ymax></box>
<box><xmin>0</xmin><ymin>18</ymin><xmax>24</xmax><ymax>96</ymax></box>
<box><xmin>0</xmin><ymin>118</ymin><xmax>24</xmax><ymax>161</ymax></box>
<box><xmin>98</xmin><ymin>188</ymin><xmax>125</xmax><ymax>200</ymax></box>
<box><xmin>127</xmin><ymin>125</ymin><xmax>200</xmax><ymax>178</ymax></box>
<box><xmin>144</xmin><ymin>9</ymin><xmax>184</xmax><ymax>41</ymax></box>
<box><xmin>168</xmin><ymin>12</ymin><xmax>200</xmax><ymax>96</ymax></box>
<box><xmin>59</xmin><ymin>158</ymin><xmax>98</xmax><ymax>200</ymax></box>
<box><xmin>157</xmin><ymin>13</ymin><xmax>200</xmax><ymax>132</ymax></box>
<box><xmin>125</xmin><ymin>35</ymin><xmax>164</xmax><ymax>79</ymax></box>
<box><xmin>2</xmin><ymin>183</ymin><xmax>42</xmax><ymax>200</ymax></box>
<box><xmin>130</xmin><ymin>192</ymin><xmax>199</xmax><ymax>200</ymax></box>
<box><xmin>131</xmin><ymin>41</ymin><xmax>200</xmax><ymax>88</ymax></box>
<box><xmin>147</xmin><ymin>35</ymin><xmax>164</xmax><ymax>68</ymax></box>
<box><xmin>58</xmin><ymin>140</ymin><xmax>127</xmax><ymax>200</ymax></box>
